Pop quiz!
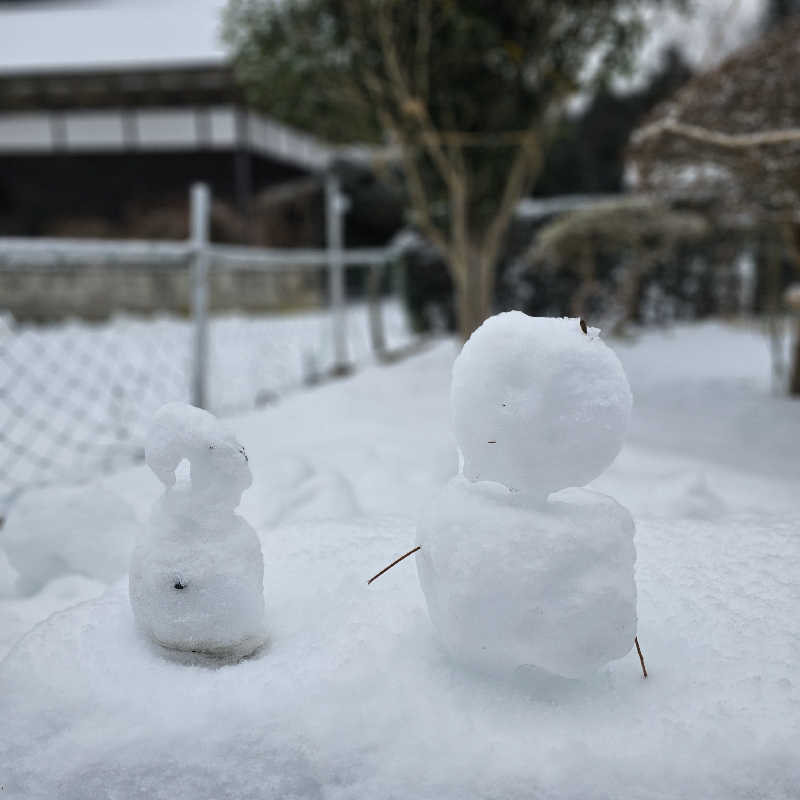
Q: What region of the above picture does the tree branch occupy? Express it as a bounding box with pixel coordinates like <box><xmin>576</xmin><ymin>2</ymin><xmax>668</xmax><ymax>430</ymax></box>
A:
<box><xmin>480</xmin><ymin>130</ymin><xmax>542</xmax><ymax>271</ymax></box>
<box><xmin>414</xmin><ymin>0</ymin><xmax>432</xmax><ymax>102</ymax></box>
<box><xmin>374</xmin><ymin>0</ymin><xmax>461</xmax><ymax>194</ymax></box>
<box><xmin>633</xmin><ymin>118</ymin><xmax>800</xmax><ymax>150</ymax></box>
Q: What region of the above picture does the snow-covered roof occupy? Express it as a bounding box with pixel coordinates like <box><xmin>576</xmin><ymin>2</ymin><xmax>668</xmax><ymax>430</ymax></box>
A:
<box><xmin>0</xmin><ymin>0</ymin><xmax>230</xmax><ymax>75</ymax></box>
<box><xmin>0</xmin><ymin>0</ymin><xmax>766</xmax><ymax>80</ymax></box>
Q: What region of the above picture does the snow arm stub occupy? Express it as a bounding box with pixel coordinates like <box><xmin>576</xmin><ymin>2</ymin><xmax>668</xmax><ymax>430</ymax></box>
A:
<box><xmin>145</xmin><ymin>402</ymin><xmax>252</xmax><ymax>508</ymax></box>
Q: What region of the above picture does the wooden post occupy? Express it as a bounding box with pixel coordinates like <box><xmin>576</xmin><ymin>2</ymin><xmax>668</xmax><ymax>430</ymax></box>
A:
<box><xmin>190</xmin><ymin>182</ymin><xmax>210</xmax><ymax>409</ymax></box>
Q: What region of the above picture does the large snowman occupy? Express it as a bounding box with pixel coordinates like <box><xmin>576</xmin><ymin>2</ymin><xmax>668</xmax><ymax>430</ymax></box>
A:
<box><xmin>129</xmin><ymin>403</ymin><xmax>266</xmax><ymax>659</ymax></box>
<box><xmin>416</xmin><ymin>312</ymin><xmax>636</xmax><ymax>679</ymax></box>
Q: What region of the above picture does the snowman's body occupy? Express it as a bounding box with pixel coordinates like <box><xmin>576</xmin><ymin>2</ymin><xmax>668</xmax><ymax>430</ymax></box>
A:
<box><xmin>129</xmin><ymin>403</ymin><xmax>266</xmax><ymax>659</ymax></box>
<box><xmin>417</xmin><ymin>478</ymin><xmax>636</xmax><ymax>678</ymax></box>
<box><xmin>417</xmin><ymin>312</ymin><xmax>636</xmax><ymax>679</ymax></box>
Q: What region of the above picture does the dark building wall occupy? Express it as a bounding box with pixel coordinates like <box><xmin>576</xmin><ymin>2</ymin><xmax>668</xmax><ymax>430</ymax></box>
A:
<box><xmin>0</xmin><ymin>150</ymin><xmax>313</xmax><ymax>242</ymax></box>
<box><xmin>0</xmin><ymin>150</ymin><xmax>404</xmax><ymax>247</ymax></box>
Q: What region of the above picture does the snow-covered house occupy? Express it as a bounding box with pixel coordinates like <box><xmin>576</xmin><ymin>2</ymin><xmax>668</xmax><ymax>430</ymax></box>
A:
<box><xmin>0</xmin><ymin>0</ymin><xmax>400</xmax><ymax>245</ymax></box>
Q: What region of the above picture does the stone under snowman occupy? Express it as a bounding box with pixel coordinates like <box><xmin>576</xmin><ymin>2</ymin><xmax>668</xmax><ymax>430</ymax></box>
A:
<box><xmin>129</xmin><ymin>402</ymin><xmax>266</xmax><ymax>660</ymax></box>
<box><xmin>414</xmin><ymin>311</ymin><xmax>638</xmax><ymax>679</ymax></box>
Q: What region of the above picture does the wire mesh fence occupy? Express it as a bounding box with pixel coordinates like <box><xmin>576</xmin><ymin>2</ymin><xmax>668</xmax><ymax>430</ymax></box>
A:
<box><xmin>0</xmin><ymin>181</ymin><xmax>407</xmax><ymax>515</ymax></box>
<box><xmin>0</xmin><ymin>313</ymin><xmax>191</xmax><ymax>511</ymax></box>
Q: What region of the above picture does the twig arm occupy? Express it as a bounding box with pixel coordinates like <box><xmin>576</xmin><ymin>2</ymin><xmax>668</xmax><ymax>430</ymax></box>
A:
<box><xmin>367</xmin><ymin>546</ymin><xmax>422</xmax><ymax>585</ymax></box>
<box><xmin>635</xmin><ymin>636</ymin><xmax>648</xmax><ymax>679</ymax></box>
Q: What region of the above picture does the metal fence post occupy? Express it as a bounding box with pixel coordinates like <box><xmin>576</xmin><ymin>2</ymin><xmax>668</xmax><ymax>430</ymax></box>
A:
<box><xmin>367</xmin><ymin>260</ymin><xmax>387</xmax><ymax>360</ymax></box>
<box><xmin>190</xmin><ymin>182</ymin><xmax>211</xmax><ymax>408</ymax></box>
<box><xmin>325</xmin><ymin>172</ymin><xmax>350</xmax><ymax>374</ymax></box>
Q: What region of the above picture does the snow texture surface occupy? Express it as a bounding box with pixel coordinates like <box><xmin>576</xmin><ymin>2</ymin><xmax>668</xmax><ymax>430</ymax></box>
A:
<box><xmin>1</xmin><ymin>482</ymin><xmax>139</xmax><ymax>595</ymax></box>
<box><xmin>451</xmin><ymin>312</ymin><xmax>632</xmax><ymax>496</ymax></box>
<box><xmin>0</xmin><ymin>320</ymin><xmax>799</xmax><ymax>799</ymax></box>
<box><xmin>129</xmin><ymin>403</ymin><xmax>266</xmax><ymax>658</ymax></box>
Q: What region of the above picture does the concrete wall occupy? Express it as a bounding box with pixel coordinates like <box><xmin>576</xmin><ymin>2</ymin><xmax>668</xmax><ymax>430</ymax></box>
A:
<box><xmin>0</xmin><ymin>266</ymin><xmax>324</xmax><ymax>322</ymax></box>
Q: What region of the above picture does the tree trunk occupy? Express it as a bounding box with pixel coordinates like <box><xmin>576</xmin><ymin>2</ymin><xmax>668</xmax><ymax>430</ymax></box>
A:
<box><xmin>455</xmin><ymin>251</ymin><xmax>493</xmax><ymax>340</ymax></box>
<box><xmin>781</xmin><ymin>222</ymin><xmax>800</xmax><ymax>396</ymax></box>
<box><xmin>790</xmin><ymin>318</ymin><xmax>800</xmax><ymax>396</ymax></box>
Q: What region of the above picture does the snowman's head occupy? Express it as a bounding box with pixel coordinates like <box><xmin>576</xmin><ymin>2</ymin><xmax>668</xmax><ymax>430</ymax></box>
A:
<box><xmin>146</xmin><ymin>402</ymin><xmax>252</xmax><ymax>509</ymax></box>
<box><xmin>451</xmin><ymin>312</ymin><xmax>632</xmax><ymax>498</ymax></box>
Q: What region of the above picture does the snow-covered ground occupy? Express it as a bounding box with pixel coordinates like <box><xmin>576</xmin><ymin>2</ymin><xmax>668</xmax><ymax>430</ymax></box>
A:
<box><xmin>1</xmin><ymin>319</ymin><xmax>799</xmax><ymax>799</ymax></box>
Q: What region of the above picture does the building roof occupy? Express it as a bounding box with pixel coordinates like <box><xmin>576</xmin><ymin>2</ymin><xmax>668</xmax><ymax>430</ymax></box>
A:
<box><xmin>0</xmin><ymin>0</ymin><xmax>229</xmax><ymax>75</ymax></box>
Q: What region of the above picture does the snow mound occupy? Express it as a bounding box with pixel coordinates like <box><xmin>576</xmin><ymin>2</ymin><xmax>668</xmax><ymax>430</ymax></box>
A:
<box><xmin>653</xmin><ymin>472</ymin><xmax>728</xmax><ymax>520</ymax></box>
<box><xmin>0</xmin><ymin>548</ymin><xmax>18</xmax><ymax>598</ymax></box>
<box><xmin>254</xmin><ymin>454</ymin><xmax>361</xmax><ymax>528</ymax></box>
<box><xmin>417</xmin><ymin>477</ymin><xmax>637</xmax><ymax>678</ymax></box>
<box><xmin>0</xmin><ymin>573</ymin><xmax>105</xmax><ymax>661</ymax></box>
<box><xmin>451</xmin><ymin>312</ymin><xmax>632</xmax><ymax>496</ymax></box>
<box><xmin>129</xmin><ymin>403</ymin><xmax>266</xmax><ymax>659</ymax></box>
<box><xmin>1</xmin><ymin>483</ymin><xmax>139</xmax><ymax>595</ymax></box>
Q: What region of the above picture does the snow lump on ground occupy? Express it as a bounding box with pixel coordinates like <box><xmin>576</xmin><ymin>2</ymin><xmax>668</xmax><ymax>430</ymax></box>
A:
<box><xmin>129</xmin><ymin>402</ymin><xmax>266</xmax><ymax>659</ymax></box>
<box><xmin>1</xmin><ymin>482</ymin><xmax>139</xmax><ymax>596</ymax></box>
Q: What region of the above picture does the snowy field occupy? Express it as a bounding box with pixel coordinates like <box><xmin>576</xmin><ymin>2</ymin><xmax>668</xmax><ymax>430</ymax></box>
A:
<box><xmin>1</xmin><ymin>319</ymin><xmax>799</xmax><ymax>799</ymax></box>
<box><xmin>0</xmin><ymin>300</ymin><xmax>412</xmax><ymax>510</ymax></box>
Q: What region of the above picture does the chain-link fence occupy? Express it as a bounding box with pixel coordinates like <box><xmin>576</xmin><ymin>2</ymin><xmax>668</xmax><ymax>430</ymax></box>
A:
<box><xmin>0</xmin><ymin>181</ymin><xmax>408</xmax><ymax>515</ymax></box>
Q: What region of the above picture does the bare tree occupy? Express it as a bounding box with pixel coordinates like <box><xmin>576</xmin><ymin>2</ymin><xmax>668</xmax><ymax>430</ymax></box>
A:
<box><xmin>226</xmin><ymin>0</ymin><xmax>653</xmax><ymax>338</ymax></box>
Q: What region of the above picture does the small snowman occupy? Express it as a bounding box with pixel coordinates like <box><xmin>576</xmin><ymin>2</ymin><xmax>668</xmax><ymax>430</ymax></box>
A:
<box><xmin>129</xmin><ymin>402</ymin><xmax>266</xmax><ymax>660</ymax></box>
<box><xmin>416</xmin><ymin>312</ymin><xmax>636</xmax><ymax>679</ymax></box>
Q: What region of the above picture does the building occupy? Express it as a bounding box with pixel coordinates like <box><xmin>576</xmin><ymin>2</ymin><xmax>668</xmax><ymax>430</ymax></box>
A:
<box><xmin>0</xmin><ymin>0</ymin><xmax>400</xmax><ymax>246</ymax></box>
<box><xmin>0</xmin><ymin>0</ymin><xmax>403</xmax><ymax>318</ymax></box>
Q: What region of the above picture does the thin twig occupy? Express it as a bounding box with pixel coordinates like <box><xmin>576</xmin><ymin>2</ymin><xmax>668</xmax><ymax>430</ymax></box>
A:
<box><xmin>367</xmin><ymin>546</ymin><xmax>421</xmax><ymax>585</ymax></box>
<box><xmin>635</xmin><ymin>636</ymin><xmax>648</xmax><ymax>679</ymax></box>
